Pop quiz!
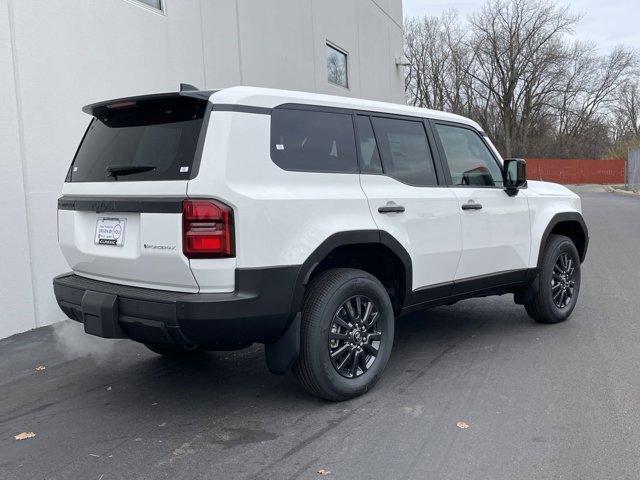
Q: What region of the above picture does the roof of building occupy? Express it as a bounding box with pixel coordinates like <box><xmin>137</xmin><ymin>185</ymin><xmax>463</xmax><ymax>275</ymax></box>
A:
<box><xmin>211</xmin><ymin>86</ymin><xmax>483</xmax><ymax>131</ymax></box>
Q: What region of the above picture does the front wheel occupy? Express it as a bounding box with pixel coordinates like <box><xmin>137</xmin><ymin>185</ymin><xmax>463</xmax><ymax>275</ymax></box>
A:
<box><xmin>525</xmin><ymin>234</ymin><xmax>581</xmax><ymax>324</ymax></box>
<box><xmin>293</xmin><ymin>268</ymin><xmax>395</xmax><ymax>401</ymax></box>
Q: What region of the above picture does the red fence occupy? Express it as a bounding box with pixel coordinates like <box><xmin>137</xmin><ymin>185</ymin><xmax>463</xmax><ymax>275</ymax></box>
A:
<box><xmin>525</xmin><ymin>158</ymin><xmax>625</xmax><ymax>185</ymax></box>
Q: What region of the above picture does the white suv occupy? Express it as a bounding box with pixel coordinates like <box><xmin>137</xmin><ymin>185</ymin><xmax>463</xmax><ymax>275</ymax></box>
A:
<box><xmin>54</xmin><ymin>85</ymin><xmax>588</xmax><ymax>400</ymax></box>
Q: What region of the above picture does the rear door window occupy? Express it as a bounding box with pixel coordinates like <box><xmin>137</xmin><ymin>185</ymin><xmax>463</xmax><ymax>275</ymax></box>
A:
<box><xmin>68</xmin><ymin>97</ymin><xmax>206</xmax><ymax>182</ymax></box>
<box><xmin>270</xmin><ymin>107</ymin><xmax>358</xmax><ymax>173</ymax></box>
<box><xmin>371</xmin><ymin>117</ymin><xmax>438</xmax><ymax>186</ymax></box>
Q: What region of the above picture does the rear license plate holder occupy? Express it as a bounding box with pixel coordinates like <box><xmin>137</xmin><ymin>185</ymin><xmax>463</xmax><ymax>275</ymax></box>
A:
<box><xmin>94</xmin><ymin>217</ymin><xmax>126</xmax><ymax>247</ymax></box>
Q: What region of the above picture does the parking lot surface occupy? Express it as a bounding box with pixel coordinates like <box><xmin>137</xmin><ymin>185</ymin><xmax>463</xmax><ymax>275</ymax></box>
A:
<box><xmin>1</xmin><ymin>187</ymin><xmax>639</xmax><ymax>480</ymax></box>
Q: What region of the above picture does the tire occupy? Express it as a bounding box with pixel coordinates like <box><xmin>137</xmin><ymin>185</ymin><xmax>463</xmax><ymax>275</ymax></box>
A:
<box><xmin>144</xmin><ymin>343</ymin><xmax>205</xmax><ymax>357</ymax></box>
<box><xmin>293</xmin><ymin>268</ymin><xmax>395</xmax><ymax>401</ymax></box>
<box><xmin>525</xmin><ymin>234</ymin><xmax>581</xmax><ymax>324</ymax></box>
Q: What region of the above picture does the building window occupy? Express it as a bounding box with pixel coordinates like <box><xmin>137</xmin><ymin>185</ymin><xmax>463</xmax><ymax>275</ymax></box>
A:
<box><xmin>326</xmin><ymin>43</ymin><xmax>348</xmax><ymax>88</ymax></box>
<box><xmin>133</xmin><ymin>0</ymin><xmax>164</xmax><ymax>11</ymax></box>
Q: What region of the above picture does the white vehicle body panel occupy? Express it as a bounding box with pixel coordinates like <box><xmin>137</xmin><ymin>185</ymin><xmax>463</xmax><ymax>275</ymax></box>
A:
<box><xmin>56</xmin><ymin>86</ymin><xmax>585</xmax><ymax>301</ymax></box>
<box><xmin>59</xmin><ymin>181</ymin><xmax>200</xmax><ymax>291</ymax></box>
<box><xmin>58</xmin><ymin>207</ymin><xmax>199</xmax><ymax>292</ymax></box>
<box><xmin>450</xmin><ymin>187</ymin><xmax>531</xmax><ymax>279</ymax></box>
<box><xmin>524</xmin><ymin>181</ymin><xmax>582</xmax><ymax>267</ymax></box>
<box><xmin>359</xmin><ymin>175</ymin><xmax>462</xmax><ymax>288</ymax></box>
<box><xmin>187</xmin><ymin>111</ymin><xmax>377</xmax><ymax>274</ymax></box>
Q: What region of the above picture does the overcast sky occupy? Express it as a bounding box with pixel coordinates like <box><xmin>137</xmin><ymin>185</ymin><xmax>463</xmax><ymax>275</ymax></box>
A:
<box><xmin>403</xmin><ymin>0</ymin><xmax>640</xmax><ymax>53</ymax></box>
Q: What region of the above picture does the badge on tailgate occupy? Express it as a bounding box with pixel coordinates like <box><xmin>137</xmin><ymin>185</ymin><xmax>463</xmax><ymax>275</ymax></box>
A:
<box><xmin>95</xmin><ymin>217</ymin><xmax>126</xmax><ymax>246</ymax></box>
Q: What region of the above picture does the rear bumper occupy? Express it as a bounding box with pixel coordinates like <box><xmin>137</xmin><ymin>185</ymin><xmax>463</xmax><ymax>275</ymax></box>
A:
<box><xmin>53</xmin><ymin>267</ymin><xmax>299</xmax><ymax>347</ymax></box>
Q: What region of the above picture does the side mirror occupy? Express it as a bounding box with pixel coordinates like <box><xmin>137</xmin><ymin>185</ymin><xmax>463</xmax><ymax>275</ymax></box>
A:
<box><xmin>503</xmin><ymin>158</ymin><xmax>527</xmax><ymax>196</ymax></box>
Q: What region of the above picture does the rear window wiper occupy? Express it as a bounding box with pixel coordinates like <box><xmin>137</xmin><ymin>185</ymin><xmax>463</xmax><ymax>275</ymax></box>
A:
<box><xmin>106</xmin><ymin>165</ymin><xmax>156</xmax><ymax>179</ymax></box>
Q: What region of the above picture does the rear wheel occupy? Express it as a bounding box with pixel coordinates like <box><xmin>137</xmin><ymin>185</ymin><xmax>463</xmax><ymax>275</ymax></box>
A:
<box><xmin>293</xmin><ymin>268</ymin><xmax>394</xmax><ymax>401</ymax></box>
<box><xmin>525</xmin><ymin>234</ymin><xmax>581</xmax><ymax>324</ymax></box>
<box><xmin>144</xmin><ymin>343</ymin><xmax>205</xmax><ymax>357</ymax></box>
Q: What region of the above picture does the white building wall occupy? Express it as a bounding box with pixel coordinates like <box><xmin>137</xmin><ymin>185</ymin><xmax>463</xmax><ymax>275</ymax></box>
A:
<box><xmin>0</xmin><ymin>0</ymin><xmax>36</xmax><ymax>338</ymax></box>
<box><xmin>0</xmin><ymin>0</ymin><xmax>404</xmax><ymax>338</ymax></box>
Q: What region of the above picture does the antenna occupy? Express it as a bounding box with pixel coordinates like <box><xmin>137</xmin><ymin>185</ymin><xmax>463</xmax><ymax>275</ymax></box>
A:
<box><xmin>180</xmin><ymin>83</ymin><xmax>199</xmax><ymax>92</ymax></box>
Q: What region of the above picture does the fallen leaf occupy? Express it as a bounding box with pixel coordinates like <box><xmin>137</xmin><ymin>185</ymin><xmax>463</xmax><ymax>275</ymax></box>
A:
<box><xmin>14</xmin><ymin>432</ymin><xmax>36</xmax><ymax>441</ymax></box>
<box><xmin>318</xmin><ymin>469</ymin><xmax>331</xmax><ymax>476</ymax></box>
<box><xmin>456</xmin><ymin>421</ymin><xmax>470</xmax><ymax>429</ymax></box>
<box><xmin>35</xmin><ymin>365</ymin><xmax>46</xmax><ymax>372</ymax></box>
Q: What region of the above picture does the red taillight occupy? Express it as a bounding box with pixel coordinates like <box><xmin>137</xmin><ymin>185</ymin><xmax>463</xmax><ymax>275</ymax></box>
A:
<box><xmin>182</xmin><ymin>199</ymin><xmax>234</xmax><ymax>258</ymax></box>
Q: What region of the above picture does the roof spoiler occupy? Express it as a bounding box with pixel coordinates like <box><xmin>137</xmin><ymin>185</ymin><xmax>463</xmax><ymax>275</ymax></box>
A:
<box><xmin>82</xmin><ymin>84</ymin><xmax>217</xmax><ymax>116</ymax></box>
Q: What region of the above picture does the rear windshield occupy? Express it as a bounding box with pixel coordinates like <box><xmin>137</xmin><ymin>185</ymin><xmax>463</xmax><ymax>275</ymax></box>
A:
<box><xmin>68</xmin><ymin>96</ymin><xmax>206</xmax><ymax>182</ymax></box>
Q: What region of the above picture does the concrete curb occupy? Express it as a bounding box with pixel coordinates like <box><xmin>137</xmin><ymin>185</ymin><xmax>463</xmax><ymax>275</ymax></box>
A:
<box><xmin>609</xmin><ymin>187</ymin><xmax>640</xmax><ymax>198</ymax></box>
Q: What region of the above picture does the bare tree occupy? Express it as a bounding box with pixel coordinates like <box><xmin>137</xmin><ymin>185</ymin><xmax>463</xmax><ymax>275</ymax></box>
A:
<box><xmin>557</xmin><ymin>45</ymin><xmax>637</xmax><ymax>138</ymax></box>
<box><xmin>403</xmin><ymin>0</ymin><xmax>640</xmax><ymax>159</ymax></box>
<box><xmin>404</xmin><ymin>13</ymin><xmax>482</xmax><ymax>118</ymax></box>
<box><xmin>613</xmin><ymin>80</ymin><xmax>640</xmax><ymax>139</ymax></box>
<box><xmin>466</xmin><ymin>0</ymin><xmax>579</xmax><ymax>157</ymax></box>
<box><xmin>404</xmin><ymin>14</ymin><xmax>453</xmax><ymax>109</ymax></box>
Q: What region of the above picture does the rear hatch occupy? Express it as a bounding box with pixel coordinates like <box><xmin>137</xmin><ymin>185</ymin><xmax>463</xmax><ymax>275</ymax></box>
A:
<box><xmin>58</xmin><ymin>93</ymin><xmax>209</xmax><ymax>292</ymax></box>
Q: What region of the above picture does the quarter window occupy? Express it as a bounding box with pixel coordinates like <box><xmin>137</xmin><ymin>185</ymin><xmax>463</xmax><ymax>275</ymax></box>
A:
<box><xmin>270</xmin><ymin>108</ymin><xmax>358</xmax><ymax>173</ymax></box>
<box><xmin>371</xmin><ymin>117</ymin><xmax>438</xmax><ymax>186</ymax></box>
<box><xmin>435</xmin><ymin>124</ymin><xmax>503</xmax><ymax>187</ymax></box>
<box><xmin>326</xmin><ymin>44</ymin><xmax>348</xmax><ymax>88</ymax></box>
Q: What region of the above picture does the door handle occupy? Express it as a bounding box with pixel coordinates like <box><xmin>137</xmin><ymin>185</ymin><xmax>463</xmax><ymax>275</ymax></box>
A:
<box><xmin>378</xmin><ymin>203</ymin><xmax>405</xmax><ymax>214</ymax></box>
<box><xmin>461</xmin><ymin>202</ymin><xmax>482</xmax><ymax>210</ymax></box>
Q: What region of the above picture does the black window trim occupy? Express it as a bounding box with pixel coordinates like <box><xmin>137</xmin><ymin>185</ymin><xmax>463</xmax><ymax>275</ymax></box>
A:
<box><xmin>430</xmin><ymin>119</ymin><xmax>509</xmax><ymax>189</ymax></box>
<box><xmin>188</xmin><ymin>101</ymin><xmax>214</xmax><ymax>180</ymax></box>
<box><xmin>353</xmin><ymin>114</ymin><xmax>384</xmax><ymax>176</ymax></box>
<box><xmin>269</xmin><ymin>103</ymin><xmax>451</xmax><ymax>186</ymax></box>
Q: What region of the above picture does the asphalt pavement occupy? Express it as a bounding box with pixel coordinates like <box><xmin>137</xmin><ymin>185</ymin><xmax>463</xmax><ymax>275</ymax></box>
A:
<box><xmin>1</xmin><ymin>186</ymin><xmax>639</xmax><ymax>480</ymax></box>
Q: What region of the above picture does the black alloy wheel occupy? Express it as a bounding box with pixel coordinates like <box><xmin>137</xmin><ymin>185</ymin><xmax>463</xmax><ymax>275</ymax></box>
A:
<box><xmin>551</xmin><ymin>252</ymin><xmax>576</xmax><ymax>308</ymax></box>
<box><xmin>293</xmin><ymin>268</ymin><xmax>394</xmax><ymax>401</ymax></box>
<box><xmin>524</xmin><ymin>234</ymin><xmax>581</xmax><ymax>324</ymax></box>
<box><xmin>328</xmin><ymin>295</ymin><xmax>382</xmax><ymax>378</ymax></box>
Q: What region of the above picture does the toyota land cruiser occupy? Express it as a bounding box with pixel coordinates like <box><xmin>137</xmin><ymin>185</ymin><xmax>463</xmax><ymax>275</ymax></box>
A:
<box><xmin>53</xmin><ymin>85</ymin><xmax>588</xmax><ymax>401</ymax></box>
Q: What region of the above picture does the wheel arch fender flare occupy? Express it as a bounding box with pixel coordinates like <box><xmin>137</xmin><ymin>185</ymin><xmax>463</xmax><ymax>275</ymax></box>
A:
<box><xmin>536</xmin><ymin>212</ymin><xmax>589</xmax><ymax>269</ymax></box>
<box><xmin>289</xmin><ymin>230</ymin><xmax>413</xmax><ymax>315</ymax></box>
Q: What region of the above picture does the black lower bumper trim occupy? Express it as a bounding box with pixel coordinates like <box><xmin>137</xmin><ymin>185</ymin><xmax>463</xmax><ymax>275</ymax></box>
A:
<box><xmin>53</xmin><ymin>266</ymin><xmax>299</xmax><ymax>346</ymax></box>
